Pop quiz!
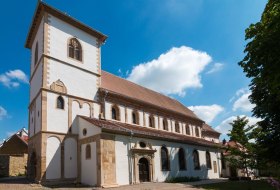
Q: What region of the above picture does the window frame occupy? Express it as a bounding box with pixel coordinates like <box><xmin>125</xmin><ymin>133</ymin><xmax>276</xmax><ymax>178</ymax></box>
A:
<box><xmin>178</xmin><ymin>148</ymin><xmax>186</xmax><ymax>170</ymax></box>
<box><xmin>111</xmin><ymin>105</ymin><xmax>120</xmax><ymax>121</ymax></box>
<box><xmin>193</xmin><ymin>150</ymin><xmax>201</xmax><ymax>170</ymax></box>
<box><xmin>56</xmin><ymin>96</ymin><xmax>65</xmax><ymax>110</ymax></box>
<box><xmin>161</xmin><ymin>146</ymin><xmax>170</xmax><ymax>171</ymax></box>
<box><xmin>68</xmin><ymin>38</ymin><xmax>83</xmax><ymax>62</ymax></box>
<box><xmin>34</xmin><ymin>42</ymin><xmax>38</xmax><ymax>66</ymax></box>
<box><xmin>206</xmin><ymin>151</ymin><xmax>212</xmax><ymax>169</ymax></box>
<box><xmin>85</xmin><ymin>144</ymin><xmax>91</xmax><ymax>160</ymax></box>
<box><xmin>175</xmin><ymin>122</ymin><xmax>180</xmax><ymax>133</ymax></box>
<box><xmin>163</xmin><ymin>119</ymin><xmax>168</xmax><ymax>131</ymax></box>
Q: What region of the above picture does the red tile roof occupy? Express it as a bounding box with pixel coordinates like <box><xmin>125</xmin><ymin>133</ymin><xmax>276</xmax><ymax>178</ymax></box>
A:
<box><xmin>100</xmin><ymin>71</ymin><xmax>200</xmax><ymax>120</ymax></box>
<box><xmin>80</xmin><ymin>116</ymin><xmax>221</xmax><ymax>148</ymax></box>
<box><xmin>202</xmin><ymin>123</ymin><xmax>220</xmax><ymax>134</ymax></box>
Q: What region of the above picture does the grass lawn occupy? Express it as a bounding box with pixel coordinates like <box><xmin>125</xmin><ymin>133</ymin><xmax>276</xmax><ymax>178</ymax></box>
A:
<box><xmin>196</xmin><ymin>180</ymin><xmax>274</xmax><ymax>190</ymax></box>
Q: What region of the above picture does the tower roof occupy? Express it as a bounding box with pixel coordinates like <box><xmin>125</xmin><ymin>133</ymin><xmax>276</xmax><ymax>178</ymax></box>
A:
<box><xmin>25</xmin><ymin>1</ymin><xmax>107</xmax><ymax>49</ymax></box>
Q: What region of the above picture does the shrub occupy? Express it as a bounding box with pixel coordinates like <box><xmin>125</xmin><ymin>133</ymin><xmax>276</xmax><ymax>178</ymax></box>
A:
<box><xmin>165</xmin><ymin>176</ymin><xmax>200</xmax><ymax>183</ymax></box>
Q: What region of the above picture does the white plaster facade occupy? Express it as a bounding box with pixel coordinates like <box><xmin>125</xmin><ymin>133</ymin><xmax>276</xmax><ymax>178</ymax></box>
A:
<box><xmin>26</xmin><ymin>2</ymin><xmax>223</xmax><ymax>187</ymax></box>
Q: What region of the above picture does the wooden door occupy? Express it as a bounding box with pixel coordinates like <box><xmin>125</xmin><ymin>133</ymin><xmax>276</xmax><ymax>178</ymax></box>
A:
<box><xmin>139</xmin><ymin>158</ymin><xmax>149</xmax><ymax>182</ymax></box>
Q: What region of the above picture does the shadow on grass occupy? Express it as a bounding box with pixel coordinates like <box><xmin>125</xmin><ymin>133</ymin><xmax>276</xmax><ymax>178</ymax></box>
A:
<box><xmin>196</xmin><ymin>180</ymin><xmax>274</xmax><ymax>190</ymax></box>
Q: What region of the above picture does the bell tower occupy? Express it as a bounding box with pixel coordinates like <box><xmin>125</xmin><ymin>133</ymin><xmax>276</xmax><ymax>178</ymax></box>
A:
<box><xmin>25</xmin><ymin>2</ymin><xmax>107</xmax><ymax>183</ymax></box>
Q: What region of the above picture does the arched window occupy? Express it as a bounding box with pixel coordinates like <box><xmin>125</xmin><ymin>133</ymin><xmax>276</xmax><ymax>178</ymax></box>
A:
<box><xmin>57</xmin><ymin>96</ymin><xmax>64</xmax><ymax>109</ymax></box>
<box><xmin>132</xmin><ymin>111</ymin><xmax>138</xmax><ymax>124</ymax></box>
<box><xmin>175</xmin><ymin>122</ymin><xmax>180</xmax><ymax>133</ymax></box>
<box><xmin>68</xmin><ymin>38</ymin><xmax>82</xmax><ymax>61</ymax></box>
<box><xmin>163</xmin><ymin>119</ymin><xmax>168</xmax><ymax>131</ymax></box>
<box><xmin>149</xmin><ymin>115</ymin><xmax>154</xmax><ymax>128</ymax></box>
<box><xmin>161</xmin><ymin>146</ymin><xmax>169</xmax><ymax>171</ymax></box>
<box><xmin>85</xmin><ymin>144</ymin><xmax>91</xmax><ymax>159</ymax></box>
<box><xmin>186</xmin><ymin>125</ymin><xmax>190</xmax><ymax>135</ymax></box>
<box><xmin>206</xmin><ymin>151</ymin><xmax>212</xmax><ymax>169</ymax></box>
<box><xmin>34</xmin><ymin>42</ymin><xmax>38</xmax><ymax>65</ymax></box>
<box><xmin>195</xmin><ymin>127</ymin><xmax>200</xmax><ymax>137</ymax></box>
<box><xmin>111</xmin><ymin>105</ymin><xmax>120</xmax><ymax>121</ymax></box>
<box><xmin>193</xmin><ymin>150</ymin><xmax>200</xmax><ymax>170</ymax></box>
<box><xmin>178</xmin><ymin>148</ymin><xmax>186</xmax><ymax>170</ymax></box>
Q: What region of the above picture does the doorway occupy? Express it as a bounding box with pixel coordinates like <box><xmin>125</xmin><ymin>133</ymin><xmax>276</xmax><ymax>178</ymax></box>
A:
<box><xmin>138</xmin><ymin>157</ymin><xmax>150</xmax><ymax>182</ymax></box>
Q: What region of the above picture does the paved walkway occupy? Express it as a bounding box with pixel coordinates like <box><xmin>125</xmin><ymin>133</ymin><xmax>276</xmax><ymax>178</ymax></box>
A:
<box><xmin>0</xmin><ymin>177</ymin><xmax>227</xmax><ymax>190</ymax></box>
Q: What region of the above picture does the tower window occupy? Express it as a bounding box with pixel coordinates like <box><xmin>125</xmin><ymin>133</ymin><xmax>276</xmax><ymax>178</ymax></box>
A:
<box><xmin>34</xmin><ymin>42</ymin><xmax>38</xmax><ymax>65</ymax></box>
<box><xmin>85</xmin><ymin>144</ymin><xmax>91</xmax><ymax>159</ymax></box>
<box><xmin>68</xmin><ymin>38</ymin><xmax>82</xmax><ymax>61</ymax></box>
<box><xmin>57</xmin><ymin>96</ymin><xmax>64</xmax><ymax>109</ymax></box>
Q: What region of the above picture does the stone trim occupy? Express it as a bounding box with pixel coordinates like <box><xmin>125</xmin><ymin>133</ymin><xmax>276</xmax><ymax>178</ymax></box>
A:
<box><xmin>50</xmin><ymin>80</ymin><xmax>67</xmax><ymax>94</ymax></box>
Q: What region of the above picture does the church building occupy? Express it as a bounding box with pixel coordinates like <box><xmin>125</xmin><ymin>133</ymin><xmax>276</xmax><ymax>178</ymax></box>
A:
<box><xmin>26</xmin><ymin>2</ymin><xmax>222</xmax><ymax>187</ymax></box>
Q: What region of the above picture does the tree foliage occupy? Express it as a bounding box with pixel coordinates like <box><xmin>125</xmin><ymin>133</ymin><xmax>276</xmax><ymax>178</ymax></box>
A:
<box><xmin>226</xmin><ymin>116</ymin><xmax>257</xmax><ymax>177</ymax></box>
<box><xmin>239</xmin><ymin>0</ymin><xmax>280</xmax><ymax>162</ymax></box>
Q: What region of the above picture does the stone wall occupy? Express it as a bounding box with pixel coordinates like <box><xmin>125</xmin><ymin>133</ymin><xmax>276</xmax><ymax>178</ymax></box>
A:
<box><xmin>9</xmin><ymin>154</ymin><xmax>28</xmax><ymax>176</ymax></box>
<box><xmin>0</xmin><ymin>154</ymin><xmax>27</xmax><ymax>177</ymax></box>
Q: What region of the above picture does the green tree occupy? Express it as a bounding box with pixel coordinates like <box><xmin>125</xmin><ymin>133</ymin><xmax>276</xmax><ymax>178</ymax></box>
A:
<box><xmin>239</xmin><ymin>0</ymin><xmax>280</xmax><ymax>162</ymax></box>
<box><xmin>226</xmin><ymin>116</ymin><xmax>256</xmax><ymax>177</ymax></box>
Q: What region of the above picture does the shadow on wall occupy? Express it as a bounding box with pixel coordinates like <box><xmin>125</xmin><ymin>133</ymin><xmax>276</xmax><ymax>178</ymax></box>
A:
<box><xmin>164</xmin><ymin>151</ymin><xmax>209</xmax><ymax>182</ymax></box>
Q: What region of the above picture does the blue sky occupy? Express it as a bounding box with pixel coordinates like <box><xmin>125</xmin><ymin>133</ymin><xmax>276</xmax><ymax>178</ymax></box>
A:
<box><xmin>0</xmin><ymin>0</ymin><xmax>267</xmax><ymax>142</ymax></box>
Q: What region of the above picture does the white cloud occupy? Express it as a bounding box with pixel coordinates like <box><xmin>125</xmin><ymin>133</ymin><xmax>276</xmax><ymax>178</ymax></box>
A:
<box><xmin>0</xmin><ymin>69</ymin><xmax>28</xmax><ymax>88</ymax></box>
<box><xmin>127</xmin><ymin>46</ymin><xmax>212</xmax><ymax>96</ymax></box>
<box><xmin>233</xmin><ymin>92</ymin><xmax>255</xmax><ymax>112</ymax></box>
<box><xmin>188</xmin><ymin>104</ymin><xmax>224</xmax><ymax>123</ymax></box>
<box><xmin>215</xmin><ymin>115</ymin><xmax>261</xmax><ymax>136</ymax></box>
<box><xmin>206</xmin><ymin>63</ymin><xmax>224</xmax><ymax>74</ymax></box>
<box><xmin>0</xmin><ymin>106</ymin><xmax>7</xmax><ymax>120</ymax></box>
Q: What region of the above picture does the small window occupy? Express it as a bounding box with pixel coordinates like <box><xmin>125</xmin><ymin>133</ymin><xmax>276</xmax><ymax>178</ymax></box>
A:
<box><xmin>34</xmin><ymin>42</ymin><xmax>38</xmax><ymax>65</ymax></box>
<box><xmin>149</xmin><ymin>116</ymin><xmax>154</xmax><ymax>128</ymax></box>
<box><xmin>206</xmin><ymin>151</ymin><xmax>212</xmax><ymax>169</ymax></box>
<box><xmin>83</xmin><ymin>128</ymin><xmax>87</xmax><ymax>136</ymax></box>
<box><xmin>186</xmin><ymin>125</ymin><xmax>190</xmax><ymax>135</ymax></box>
<box><xmin>86</xmin><ymin>144</ymin><xmax>91</xmax><ymax>159</ymax></box>
<box><xmin>163</xmin><ymin>119</ymin><xmax>168</xmax><ymax>131</ymax></box>
<box><xmin>193</xmin><ymin>150</ymin><xmax>200</xmax><ymax>170</ymax></box>
<box><xmin>178</xmin><ymin>148</ymin><xmax>186</xmax><ymax>170</ymax></box>
<box><xmin>139</xmin><ymin>142</ymin><xmax>146</xmax><ymax>148</ymax></box>
<box><xmin>132</xmin><ymin>111</ymin><xmax>138</xmax><ymax>124</ymax></box>
<box><xmin>37</xmin><ymin>111</ymin><xmax>40</xmax><ymax>117</ymax></box>
<box><xmin>175</xmin><ymin>122</ymin><xmax>180</xmax><ymax>133</ymax></box>
<box><xmin>161</xmin><ymin>146</ymin><xmax>169</xmax><ymax>171</ymax></box>
<box><xmin>111</xmin><ymin>106</ymin><xmax>119</xmax><ymax>121</ymax></box>
<box><xmin>195</xmin><ymin>127</ymin><xmax>200</xmax><ymax>137</ymax></box>
<box><xmin>68</xmin><ymin>38</ymin><xmax>82</xmax><ymax>61</ymax></box>
<box><xmin>57</xmin><ymin>96</ymin><xmax>64</xmax><ymax>109</ymax></box>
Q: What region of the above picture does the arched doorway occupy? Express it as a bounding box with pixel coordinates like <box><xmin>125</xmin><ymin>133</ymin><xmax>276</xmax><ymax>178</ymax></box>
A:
<box><xmin>138</xmin><ymin>157</ymin><xmax>150</xmax><ymax>182</ymax></box>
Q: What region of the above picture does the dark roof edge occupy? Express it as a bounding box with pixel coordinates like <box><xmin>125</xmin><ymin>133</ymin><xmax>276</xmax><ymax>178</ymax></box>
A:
<box><xmin>79</xmin><ymin>116</ymin><xmax>221</xmax><ymax>149</ymax></box>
